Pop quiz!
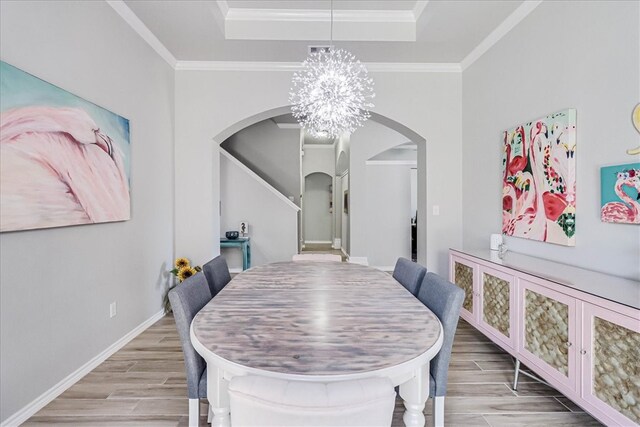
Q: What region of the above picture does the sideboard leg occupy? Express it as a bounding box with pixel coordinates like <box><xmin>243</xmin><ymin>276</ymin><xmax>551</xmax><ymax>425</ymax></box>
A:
<box><xmin>513</xmin><ymin>358</ymin><xmax>521</xmax><ymax>391</ymax></box>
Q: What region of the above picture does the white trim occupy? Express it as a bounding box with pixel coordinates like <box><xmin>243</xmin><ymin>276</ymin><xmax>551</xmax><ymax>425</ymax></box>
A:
<box><xmin>220</xmin><ymin>148</ymin><xmax>301</xmax><ymax>212</ymax></box>
<box><xmin>365</xmin><ymin>160</ymin><xmax>417</xmax><ymax>166</ymax></box>
<box><xmin>332</xmin><ymin>238</ymin><xmax>342</xmax><ymax>250</ymax></box>
<box><xmin>106</xmin><ymin>1</ymin><xmax>177</xmax><ymax>68</ymax></box>
<box><xmin>274</xmin><ymin>122</ymin><xmax>300</xmax><ymax>129</ymax></box>
<box><xmin>175</xmin><ymin>61</ymin><xmax>461</xmax><ymax>73</ymax></box>
<box><xmin>0</xmin><ymin>309</ymin><xmax>165</xmax><ymax>427</ymax></box>
<box><xmin>225</xmin><ymin>9</ymin><xmax>415</xmax><ymax>24</ymax></box>
<box><xmin>229</xmin><ymin>267</ymin><xmax>244</xmax><ymax>274</ymax></box>
<box><xmin>303</xmin><ymin>144</ymin><xmax>335</xmax><ymax>149</ymax></box>
<box><xmin>413</xmin><ymin>1</ymin><xmax>429</xmax><ymax>20</ymax></box>
<box><xmin>372</xmin><ymin>265</ymin><xmax>396</xmax><ymax>272</ymax></box>
<box><xmin>341</xmin><ymin>248</ymin><xmax>349</xmax><ymax>258</ymax></box>
<box><xmin>304</xmin><ymin>240</ymin><xmax>332</xmax><ymax>244</ymax></box>
<box><xmin>216</xmin><ymin>0</ymin><xmax>229</xmax><ymax>18</ymax></box>
<box><xmin>347</xmin><ymin>256</ymin><xmax>369</xmax><ymax>266</ymax></box>
<box><xmin>461</xmin><ymin>0</ymin><xmax>543</xmax><ymax>71</ymax></box>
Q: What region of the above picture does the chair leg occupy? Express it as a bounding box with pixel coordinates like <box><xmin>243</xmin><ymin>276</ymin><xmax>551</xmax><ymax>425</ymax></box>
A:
<box><xmin>433</xmin><ymin>395</ymin><xmax>445</xmax><ymax>427</ymax></box>
<box><xmin>188</xmin><ymin>398</ymin><xmax>199</xmax><ymax>427</ymax></box>
<box><xmin>207</xmin><ymin>404</ymin><xmax>213</xmax><ymax>423</ymax></box>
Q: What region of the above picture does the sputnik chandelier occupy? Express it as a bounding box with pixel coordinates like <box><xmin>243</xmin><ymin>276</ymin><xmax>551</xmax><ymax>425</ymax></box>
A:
<box><xmin>289</xmin><ymin>0</ymin><xmax>375</xmax><ymax>138</ymax></box>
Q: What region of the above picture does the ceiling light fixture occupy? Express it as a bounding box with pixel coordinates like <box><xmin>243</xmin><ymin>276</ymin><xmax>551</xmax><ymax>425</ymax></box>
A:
<box><xmin>289</xmin><ymin>0</ymin><xmax>375</xmax><ymax>138</ymax></box>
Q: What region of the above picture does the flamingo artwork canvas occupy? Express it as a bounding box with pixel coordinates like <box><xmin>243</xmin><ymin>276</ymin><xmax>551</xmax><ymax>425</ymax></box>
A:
<box><xmin>601</xmin><ymin>163</ymin><xmax>640</xmax><ymax>224</ymax></box>
<box><xmin>502</xmin><ymin>109</ymin><xmax>576</xmax><ymax>246</ymax></box>
<box><xmin>0</xmin><ymin>61</ymin><xmax>131</xmax><ymax>232</ymax></box>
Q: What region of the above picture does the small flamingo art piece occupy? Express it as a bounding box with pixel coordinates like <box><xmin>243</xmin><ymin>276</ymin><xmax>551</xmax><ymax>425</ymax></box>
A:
<box><xmin>502</xmin><ymin>109</ymin><xmax>577</xmax><ymax>246</ymax></box>
<box><xmin>600</xmin><ymin>163</ymin><xmax>640</xmax><ymax>225</ymax></box>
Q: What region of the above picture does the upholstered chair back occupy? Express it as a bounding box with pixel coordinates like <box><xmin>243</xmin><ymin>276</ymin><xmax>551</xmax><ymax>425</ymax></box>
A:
<box><xmin>392</xmin><ymin>257</ymin><xmax>427</xmax><ymax>297</ymax></box>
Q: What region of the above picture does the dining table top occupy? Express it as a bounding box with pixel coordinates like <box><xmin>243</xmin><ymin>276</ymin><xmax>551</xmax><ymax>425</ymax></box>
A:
<box><xmin>191</xmin><ymin>261</ymin><xmax>442</xmax><ymax>377</ymax></box>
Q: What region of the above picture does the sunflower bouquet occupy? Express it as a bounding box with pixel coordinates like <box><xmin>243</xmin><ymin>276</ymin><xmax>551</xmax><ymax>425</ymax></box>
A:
<box><xmin>163</xmin><ymin>257</ymin><xmax>203</xmax><ymax>313</ymax></box>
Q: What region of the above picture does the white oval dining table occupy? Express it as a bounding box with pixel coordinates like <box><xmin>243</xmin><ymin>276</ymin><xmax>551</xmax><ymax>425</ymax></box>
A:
<box><xmin>191</xmin><ymin>261</ymin><xmax>443</xmax><ymax>427</ymax></box>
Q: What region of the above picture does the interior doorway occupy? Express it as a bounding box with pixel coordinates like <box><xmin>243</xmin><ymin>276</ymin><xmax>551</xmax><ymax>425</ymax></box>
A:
<box><xmin>302</xmin><ymin>172</ymin><xmax>333</xmax><ymax>246</ymax></box>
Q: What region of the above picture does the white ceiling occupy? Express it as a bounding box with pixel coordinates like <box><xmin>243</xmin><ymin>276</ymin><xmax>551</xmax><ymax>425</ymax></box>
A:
<box><xmin>122</xmin><ymin>0</ymin><xmax>527</xmax><ymax>63</ymax></box>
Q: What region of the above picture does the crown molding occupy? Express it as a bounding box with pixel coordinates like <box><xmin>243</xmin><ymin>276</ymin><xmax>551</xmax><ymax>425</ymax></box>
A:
<box><xmin>225</xmin><ymin>8</ymin><xmax>415</xmax><ymax>23</ymax></box>
<box><xmin>366</xmin><ymin>160</ymin><xmax>417</xmax><ymax>166</ymax></box>
<box><xmin>461</xmin><ymin>0</ymin><xmax>543</xmax><ymax>71</ymax></box>
<box><xmin>106</xmin><ymin>0</ymin><xmax>177</xmax><ymax>68</ymax></box>
<box><xmin>175</xmin><ymin>61</ymin><xmax>461</xmax><ymax>73</ymax></box>
<box><xmin>216</xmin><ymin>0</ymin><xmax>229</xmax><ymax>18</ymax></box>
<box><xmin>413</xmin><ymin>1</ymin><xmax>429</xmax><ymax>20</ymax></box>
<box><xmin>274</xmin><ymin>122</ymin><xmax>301</xmax><ymax>129</ymax></box>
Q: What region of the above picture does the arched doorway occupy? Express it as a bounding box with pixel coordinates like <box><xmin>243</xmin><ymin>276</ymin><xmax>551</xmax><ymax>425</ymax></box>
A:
<box><xmin>213</xmin><ymin>107</ymin><xmax>428</xmax><ymax>267</ymax></box>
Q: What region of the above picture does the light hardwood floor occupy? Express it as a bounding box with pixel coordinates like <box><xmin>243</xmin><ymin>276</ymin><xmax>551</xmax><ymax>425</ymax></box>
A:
<box><xmin>24</xmin><ymin>317</ymin><xmax>601</xmax><ymax>426</ymax></box>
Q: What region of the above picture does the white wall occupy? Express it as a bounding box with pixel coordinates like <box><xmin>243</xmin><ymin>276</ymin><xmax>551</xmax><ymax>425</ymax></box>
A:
<box><xmin>175</xmin><ymin>70</ymin><xmax>462</xmax><ymax>276</ymax></box>
<box><xmin>462</xmin><ymin>0</ymin><xmax>640</xmax><ymax>280</ymax></box>
<box><xmin>222</xmin><ymin>118</ymin><xmax>301</xmax><ymax>204</ymax></box>
<box><xmin>302</xmin><ymin>145</ymin><xmax>335</xmax><ymax>177</ymax></box>
<box><xmin>220</xmin><ymin>154</ymin><xmax>298</xmax><ymax>269</ymax></box>
<box><xmin>0</xmin><ymin>1</ymin><xmax>174</xmax><ymax>422</ymax></box>
<box><xmin>303</xmin><ymin>173</ymin><xmax>333</xmax><ymax>243</ymax></box>
<box><xmin>366</xmin><ymin>163</ymin><xmax>415</xmax><ymax>268</ymax></box>
<box><xmin>349</xmin><ymin>120</ymin><xmax>414</xmax><ymax>264</ymax></box>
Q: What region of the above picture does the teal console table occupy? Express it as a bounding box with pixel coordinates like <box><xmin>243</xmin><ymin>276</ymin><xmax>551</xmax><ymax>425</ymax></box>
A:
<box><xmin>220</xmin><ymin>237</ymin><xmax>251</xmax><ymax>270</ymax></box>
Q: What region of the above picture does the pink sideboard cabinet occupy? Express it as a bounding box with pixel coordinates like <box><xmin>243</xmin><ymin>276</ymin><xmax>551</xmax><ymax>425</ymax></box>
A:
<box><xmin>449</xmin><ymin>249</ymin><xmax>640</xmax><ymax>427</ymax></box>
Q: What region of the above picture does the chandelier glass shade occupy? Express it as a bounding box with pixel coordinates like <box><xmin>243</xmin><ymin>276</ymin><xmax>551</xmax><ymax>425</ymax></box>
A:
<box><xmin>290</xmin><ymin>49</ymin><xmax>375</xmax><ymax>138</ymax></box>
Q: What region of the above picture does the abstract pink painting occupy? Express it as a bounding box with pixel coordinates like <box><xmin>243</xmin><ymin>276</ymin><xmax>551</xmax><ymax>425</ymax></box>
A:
<box><xmin>0</xmin><ymin>61</ymin><xmax>130</xmax><ymax>232</ymax></box>
<box><xmin>502</xmin><ymin>109</ymin><xmax>576</xmax><ymax>246</ymax></box>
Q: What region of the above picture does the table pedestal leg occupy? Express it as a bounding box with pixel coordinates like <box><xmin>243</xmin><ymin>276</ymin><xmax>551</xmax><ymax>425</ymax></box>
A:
<box><xmin>207</xmin><ymin>366</ymin><xmax>230</xmax><ymax>427</ymax></box>
<box><xmin>399</xmin><ymin>364</ymin><xmax>430</xmax><ymax>427</ymax></box>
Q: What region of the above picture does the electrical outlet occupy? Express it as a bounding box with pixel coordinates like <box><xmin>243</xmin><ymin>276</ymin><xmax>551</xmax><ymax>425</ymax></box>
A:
<box><xmin>432</xmin><ymin>205</ymin><xmax>440</xmax><ymax>216</ymax></box>
<box><xmin>109</xmin><ymin>302</ymin><xmax>117</xmax><ymax>318</ymax></box>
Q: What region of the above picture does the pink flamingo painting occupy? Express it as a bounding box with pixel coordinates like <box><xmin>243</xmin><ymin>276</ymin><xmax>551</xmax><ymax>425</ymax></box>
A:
<box><xmin>502</xmin><ymin>110</ymin><xmax>577</xmax><ymax>246</ymax></box>
<box><xmin>601</xmin><ymin>168</ymin><xmax>640</xmax><ymax>224</ymax></box>
<box><xmin>0</xmin><ymin>106</ymin><xmax>130</xmax><ymax>232</ymax></box>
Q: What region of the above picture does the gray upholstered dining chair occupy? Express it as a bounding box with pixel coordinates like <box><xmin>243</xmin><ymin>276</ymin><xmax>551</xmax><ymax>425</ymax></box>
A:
<box><xmin>392</xmin><ymin>257</ymin><xmax>427</xmax><ymax>297</ymax></box>
<box><xmin>203</xmin><ymin>255</ymin><xmax>232</xmax><ymax>297</ymax></box>
<box><xmin>228</xmin><ymin>375</ymin><xmax>396</xmax><ymax>426</ymax></box>
<box><xmin>168</xmin><ymin>271</ymin><xmax>212</xmax><ymax>427</ymax></box>
<box><xmin>416</xmin><ymin>272</ymin><xmax>464</xmax><ymax>427</ymax></box>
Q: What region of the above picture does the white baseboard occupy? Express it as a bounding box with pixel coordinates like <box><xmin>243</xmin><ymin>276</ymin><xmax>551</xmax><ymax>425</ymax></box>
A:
<box><xmin>304</xmin><ymin>240</ymin><xmax>332</xmax><ymax>244</ymax></box>
<box><xmin>1</xmin><ymin>309</ymin><xmax>165</xmax><ymax>427</ymax></box>
<box><xmin>347</xmin><ymin>256</ymin><xmax>369</xmax><ymax>266</ymax></box>
<box><xmin>332</xmin><ymin>238</ymin><xmax>341</xmax><ymax>249</ymax></box>
<box><xmin>229</xmin><ymin>267</ymin><xmax>243</xmax><ymax>274</ymax></box>
<box><xmin>372</xmin><ymin>265</ymin><xmax>396</xmax><ymax>272</ymax></box>
<box><xmin>341</xmin><ymin>248</ymin><xmax>349</xmax><ymax>258</ymax></box>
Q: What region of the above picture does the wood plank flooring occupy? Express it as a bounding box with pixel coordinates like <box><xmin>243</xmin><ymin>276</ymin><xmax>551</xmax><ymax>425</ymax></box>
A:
<box><xmin>24</xmin><ymin>317</ymin><xmax>601</xmax><ymax>426</ymax></box>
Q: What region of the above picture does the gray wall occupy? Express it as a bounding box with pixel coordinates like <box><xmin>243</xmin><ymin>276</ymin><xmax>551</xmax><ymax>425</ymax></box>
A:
<box><xmin>222</xmin><ymin>118</ymin><xmax>301</xmax><ymax>205</ymax></box>
<box><xmin>174</xmin><ymin>70</ymin><xmax>462</xmax><ymax>277</ymax></box>
<box><xmin>303</xmin><ymin>173</ymin><xmax>333</xmax><ymax>243</ymax></box>
<box><xmin>462</xmin><ymin>0</ymin><xmax>640</xmax><ymax>280</ymax></box>
<box><xmin>349</xmin><ymin>120</ymin><xmax>414</xmax><ymax>263</ymax></box>
<box><xmin>220</xmin><ymin>154</ymin><xmax>299</xmax><ymax>270</ymax></box>
<box><xmin>366</xmin><ymin>163</ymin><xmax>415</xmax><ymax>268</ymax></box>
<box><xmin>0</xmin><ymin>1</ymin><xmax>174</xmax><ymax>422</ymax></box>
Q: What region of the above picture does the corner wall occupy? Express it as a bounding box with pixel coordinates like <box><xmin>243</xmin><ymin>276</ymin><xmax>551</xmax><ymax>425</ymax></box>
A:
<box><xmin>0</xmin><ymin>2</ymin><xmax>175</xmax><ymax>422</ymax></box>
<box><xmin>462</xmin><ymin>1</ymin><xmax>640</xmax><ymax>279</ymax></box>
